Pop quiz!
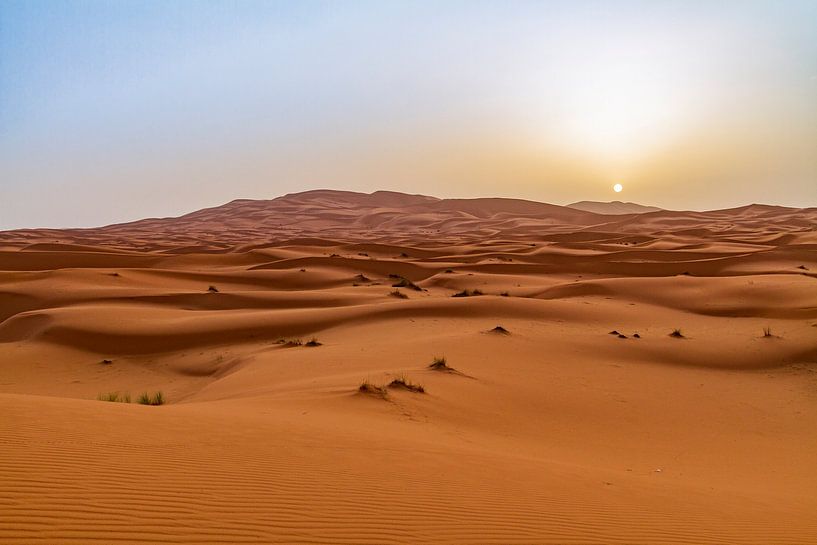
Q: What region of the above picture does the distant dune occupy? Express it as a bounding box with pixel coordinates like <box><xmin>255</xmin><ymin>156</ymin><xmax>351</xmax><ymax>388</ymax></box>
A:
<box><xmin>2</xmin><ymin>189</ymin><xmax>817</xmax><ymax>544</ymax></box>
<box><xmin>567</xmin><ymin>200</ymin><xmax>663</xmax><ymax>214</ymax></box>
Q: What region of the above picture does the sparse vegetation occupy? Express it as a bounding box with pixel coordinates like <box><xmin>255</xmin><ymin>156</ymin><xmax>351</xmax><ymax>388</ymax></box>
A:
<box><xmin>207</xmin><ymin>285</ymin><xmax>219</xmax><ymax>293</ymax></box>
<box><xmin>452</xmin><ymin>289</ymin><xmax>483</xmax><ymax>297</ymax></box>
<box><xmin>428</xmin><ymin>356</ymin><xmax>453</xmax><ymax>372</ymax></box>
<box><xmin>399</xmin><ymin>252</ymin><xmax>409</xmax><ymax>258</ymax></box>
<box><xmin>797</xmin><ymin>265</ymin><xmax>808</xmax><ymax>270</ymax></box>
<box><xmin>609</xmin><ymin>330</ymin><xmax>620</xmax><ymax>335</ymax></box>
<box><xmin>101</xmin><ymin>359</ymin><xmax>113</xmax><ymax>365</ymax></box>
<box><xmin>618</xmin><ymin>333</ymin><xmax>627</xmax><ymax>339</ymax></box>
<box><xmin>389</xmin><ymin>289</ymin><xmax>408</xmax><ymax>299</ymax></box>
<box><xmin>354</xmin><ymin>273</ymin><xmax>371</xmax><ymax>282</ymax></box>
<box><xmin>669</xmin><ymin>329</ymin><xmax>685</xmax><ymax>338</ymax></box>
<box><xmin>305</xmin><ymin>337</ymin><xmax>322</xmax><ymax>347</ymax></box>
<box><xmin>391</xmin><ymin>277</ymin><xmax>421</xmax><ymax>291</ymax></box>
<box><xmin>489</xmin><ymin>325</ymin><xmax>510</xmax><ymax>335</ymax></box>
<box><xmin>299</xmin><ymin>268</ymin><xmax>306</xmax><ymax>272</ymax></box>
<box><xmin>633</xmin><ymin>333</ymin><xmax>641</xmax><ymax>339</ymax></box>
<box><xmin>763</xmin><ymin>327</ymin><xmax>774</xmax><ymax>338</ymax></box>
<box><xmin>388</xmin><ymin>375</ymin><xmax>425</xmax><ymax>393</ymax></box>
<box><xmin>444</xmin><ymin>269</ymin><xmax>454</xmax><ymax>274</ymax></box>
<box><xmin>276</xmin><ymin>338</ymin><xmax>303</xmax><ymax>347</ymax></box>
<box><xmin>97</xmin><ymin>392</ymin><xmax>130</xmax><ymax>403</ymax></box>
<box><xmin>358</xmin><ymin>380</ymin><xmax>388</xmax><ymax>399</ymax></box>
<box><xmin>500</xmin><ymin>291</ymin><xmax>509</xmax><ymax>297</ymax></box>
<box><xmin>108</xmin><ymin>272</ymin><xmax>120</xmax><ymax>277</ymax></box>
<box><xmin>137</xmin><ymin>391</ymin><xmax>164</xmax><ymax>406</ymax></box>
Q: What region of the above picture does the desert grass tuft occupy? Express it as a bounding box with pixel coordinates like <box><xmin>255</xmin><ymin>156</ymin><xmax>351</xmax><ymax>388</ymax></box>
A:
<box><xmin>207</xmin><ymin>285</ymin><xmax>219</xmax><ymax>293</ymax></box>
<box><xmin>452</xmin><ymin>289</ymin><xmax>484</xmax><ymax>297</ymax></box>
<box><xmin>388</xmin><ymin>375</ymin><xmax>425</xmax><ymax>393</ymax></box>
<box><xmin>305</xmin><ymin>337</ymin><xmax>322</xmax><ymax>347</ymax></box>
<box><xmin>389</xmin><ymin>289</ymin><xmax>408</xmax><ymax>299</ymax></box>
<box><xmin>669</xmin><ymin>328</ymin><xmax>685</xmax><ymax>338</ymax></box>
<box><xmin>354</xmin><ymin>273</ymin><xmax>371</xmax><ymax>282</ymax></box>
<box><xmin>428</xmin><ymin>356</ymin><xmax>455</xmax><ymax>372</ymax></box>
<box><xmin>358</xmin><ymin>380</ymin><xmax>389</xmax><ymax>399</ymax></box>
<box><xmin>490</xmin><ymin>325</ymin><xmax>510</xmax><ymax>335</ymax></box>
<box><xmin>391</xmin><ymin>277</ymin><xmax>421</xmax><ymax>291</ymax></box>
<box><xmin>101</xmin><ymin>358</ymin><xmax>113</xmax><ymax>365</ymax></box>
<box><xmin>762</xmin><ymin>326</ymin><xmax>774</xmax><ymax>338</ymax></box>
<box><xmin>137</xmin><ymin>391</ymin><xmax>165</xmax><ymax>406</ymax></box>
<box><xmin>98</xmin><ymin>392</ymin><xmax>126</xmax><ymax>403</ymax></box>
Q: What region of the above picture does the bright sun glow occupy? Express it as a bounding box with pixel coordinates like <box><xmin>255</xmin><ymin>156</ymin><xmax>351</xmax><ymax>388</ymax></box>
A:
<box><xmin>613</xmin><ymin>183</ymin><xmax>623</xmax><ymax>193</ymax></box>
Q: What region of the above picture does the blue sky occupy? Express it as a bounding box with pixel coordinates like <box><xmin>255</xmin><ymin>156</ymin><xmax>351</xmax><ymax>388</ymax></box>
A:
<box><xmin>1</xmin><ymin>0</ymin><xmax>816</xmax><ymax>228</ymax></box>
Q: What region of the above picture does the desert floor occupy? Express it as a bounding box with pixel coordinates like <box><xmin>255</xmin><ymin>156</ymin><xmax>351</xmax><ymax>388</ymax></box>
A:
<box><xmin>1</xmin><ymin>191</ymin><xmax>816</xmax><ymax>544</ymax></box>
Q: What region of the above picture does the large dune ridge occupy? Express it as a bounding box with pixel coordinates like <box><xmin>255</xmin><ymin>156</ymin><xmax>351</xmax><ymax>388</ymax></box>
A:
<box><xmin>1</xmin><ymin>189</ymin><xmax>816</xmax><ymax>544</ymax></box>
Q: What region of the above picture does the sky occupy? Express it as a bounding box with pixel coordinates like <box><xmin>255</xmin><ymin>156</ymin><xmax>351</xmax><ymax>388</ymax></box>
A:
<box><xmin>1</xmin><ymin>0</ymin><xmax>816</xmax><ymax>229</ymax></box>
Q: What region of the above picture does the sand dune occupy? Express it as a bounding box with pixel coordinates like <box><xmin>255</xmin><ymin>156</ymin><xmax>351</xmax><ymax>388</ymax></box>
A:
<box><xmin>1</xmin><ymin>190</ymin><xmax>816</xmax><ymax>544</ymax></box>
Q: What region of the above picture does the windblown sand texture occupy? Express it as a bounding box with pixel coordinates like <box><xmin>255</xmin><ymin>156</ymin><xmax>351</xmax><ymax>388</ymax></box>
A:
<box><xmin>2</xmin><ymin>190</ymin><xmax>816</xmax><ymax>544</ymax></box>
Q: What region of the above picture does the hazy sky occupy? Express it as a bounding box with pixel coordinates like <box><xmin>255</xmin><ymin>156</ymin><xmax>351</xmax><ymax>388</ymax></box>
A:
<box><xmin>1</xmin><ymin>0</ymin><xmax>816</xmax><ymax>229</ymax></box>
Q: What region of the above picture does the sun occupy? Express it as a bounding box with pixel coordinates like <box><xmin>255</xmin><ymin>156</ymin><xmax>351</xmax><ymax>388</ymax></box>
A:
<box><xmin>613</xmin><ymin>183</ymin><xmax>623</xmax><ymax>193</ymax></box>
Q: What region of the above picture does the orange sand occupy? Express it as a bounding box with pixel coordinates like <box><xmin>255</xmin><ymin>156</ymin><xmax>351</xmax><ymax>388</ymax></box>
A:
<box><xmin>1</xmin><ymin>190</ymin><xmax>816</xmax><ymax>544</ymax></box>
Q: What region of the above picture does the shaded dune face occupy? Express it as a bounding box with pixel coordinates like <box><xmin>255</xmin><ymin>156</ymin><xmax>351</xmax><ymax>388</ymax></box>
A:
<box><xmin>1</xmin><ymin>190</ymin><xmax>816</xmax><ymax>544</ymax></box>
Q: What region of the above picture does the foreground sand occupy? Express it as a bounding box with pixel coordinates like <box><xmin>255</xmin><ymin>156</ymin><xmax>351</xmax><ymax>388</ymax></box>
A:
<box><xmin>2</xmin><ymin>190</ymin><xmax>816</xmax><ymax>544</ymax></box>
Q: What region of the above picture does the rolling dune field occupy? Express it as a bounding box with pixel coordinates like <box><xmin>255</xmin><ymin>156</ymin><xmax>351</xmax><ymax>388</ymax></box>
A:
<box><xmin>1</xmin><ymin>190</ymin><xmax>816</xmax><ymax>544</ymax></box>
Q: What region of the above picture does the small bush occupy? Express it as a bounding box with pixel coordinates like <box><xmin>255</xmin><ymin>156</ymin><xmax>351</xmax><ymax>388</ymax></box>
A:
<box><xmin>763</xmin><ymin>327</ymin><xmax>773</xmax><ymax>338</ymax></box>
<box><xmin>669</xmin><ymin>329</ymin><xmax>685</xmax><ymax>338</ymax></box>
<box><xmin>500</xmin><ymin>291</ymin><xmax>509</xmax><ymax>297</ymax></box>
<box><xmin>101</xmin><ymin>359</ymin><xmax>113</xmax><ymax>365</ymax></box>
<box><xmin>444</xmin><ymin>269</ymin><xmax>454</xmax><ymax>274</ymax></box>
<box><xmin>354</xmin><ymin>273</ymin><xmax>371</xmax><ymax>282</ymax></box>
<box><xmin>207</xmin><ymin>285</ymin><xmax>219</xmax><ymax>293</ymax></box>
<box><xmin>490</xmin><ymin>325</ymin><xmax>510</xmax><ymax>335</ymax></box>
<box><xmin>305</xmin><ymin>337</ymin><xmax>322</xmax><ymax>347</ymax></box>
